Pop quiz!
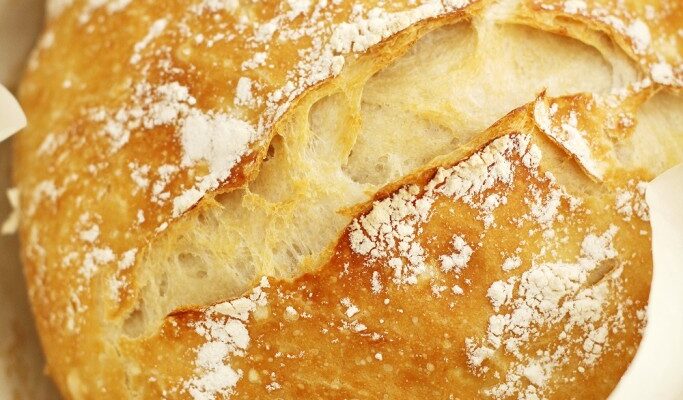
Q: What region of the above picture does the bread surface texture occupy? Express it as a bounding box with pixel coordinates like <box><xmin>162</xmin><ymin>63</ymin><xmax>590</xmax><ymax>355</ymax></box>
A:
<box><xmin>16</xmin><ymin>0</ymin><xmax>683</xmax><ymax>399</ymax></box>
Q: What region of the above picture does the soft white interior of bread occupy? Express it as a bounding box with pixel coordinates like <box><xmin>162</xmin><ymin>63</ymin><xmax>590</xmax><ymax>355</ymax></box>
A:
<box><xmin>122</xmin><ymin>20</ymin><xmax>677</xmax><ymax>337</ymax></box>
<box><xmin>615</xmin><ymin>89</ymin><xmax>683</xmax><ymax>173</ymax></box>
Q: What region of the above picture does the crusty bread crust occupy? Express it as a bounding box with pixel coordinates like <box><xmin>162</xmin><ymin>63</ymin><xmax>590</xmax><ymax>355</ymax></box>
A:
<box><xmin>15</xmin><ymin>0</ymin><xmax>683</xmax><ymax>398</ymax></box>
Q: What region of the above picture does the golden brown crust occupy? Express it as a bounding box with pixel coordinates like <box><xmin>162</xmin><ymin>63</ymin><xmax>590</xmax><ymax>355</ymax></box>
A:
<box><xmin>14</xmin><ymin>0</ymin><xmax>682</xmax><ymax>398</ymax></box>
<box><xmin>522</xmin><ymin>0</ymin><xmax>683</xmax><ymax>86</ymax></box>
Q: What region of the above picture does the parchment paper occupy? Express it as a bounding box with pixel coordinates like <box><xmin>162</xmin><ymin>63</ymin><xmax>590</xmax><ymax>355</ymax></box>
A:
<box><xmin>609</xmin><ymin>164</ymin><xmax>683</xmax><ymax>399</ymax></box>
<box><xmin>0</xmin><ymin>0</ymin><xmax>59</xmax><ymax>399</ymax></box>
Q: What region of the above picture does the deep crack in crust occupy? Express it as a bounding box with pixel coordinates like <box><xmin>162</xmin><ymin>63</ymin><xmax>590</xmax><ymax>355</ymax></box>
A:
<box><xmin>14</xmin><ymin>0</ymin><xmax>683</xmax><ymax>398</ymax></box>
<box><xmin>127</xmin><ymin>108</ymin><xmax>653</xmax><ymax>399</ymax></box>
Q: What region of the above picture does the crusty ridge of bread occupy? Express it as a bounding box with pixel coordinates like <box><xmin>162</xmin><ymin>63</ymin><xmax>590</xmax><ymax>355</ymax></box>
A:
<box><xmin>15</xmin><ymin>0</ymin><xmax>683</xmax><ymax>398</ymax></box>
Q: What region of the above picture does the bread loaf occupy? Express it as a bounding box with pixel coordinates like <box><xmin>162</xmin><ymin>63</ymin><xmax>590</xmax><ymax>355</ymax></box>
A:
<box><xmin>15</xmin><ymin>0</ymin><xmax>683</xmax><ymax>398</ymax></box>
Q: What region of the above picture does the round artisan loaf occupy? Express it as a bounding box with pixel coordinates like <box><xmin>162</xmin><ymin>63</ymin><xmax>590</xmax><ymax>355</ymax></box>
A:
<box><xmin>15</xmin><ymin>0</ymin><xmax>683</xmax><ymax>399</ymax></box>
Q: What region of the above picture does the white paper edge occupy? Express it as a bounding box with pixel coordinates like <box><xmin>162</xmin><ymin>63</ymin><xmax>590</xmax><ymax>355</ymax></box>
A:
<box><xmin>609</xmin><ymin>163</ymin><xmax>683</xmax><ymax>399</ymax></box>
<box><xmin>1</xmin><ymin>187</ymin><xmax>19</xmax><ymax>235</ymax></box>
<box><xmin>0</xmin><ymin>84</ymin><xmax>26</xmax><ymax>142</ymax></box>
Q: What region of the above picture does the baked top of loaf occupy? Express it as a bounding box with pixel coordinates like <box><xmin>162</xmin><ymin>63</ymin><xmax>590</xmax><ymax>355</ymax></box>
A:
<box><xmin>15</xmin><ymin>0</ymin><xmax>683</xmax><ymax>399</ymax></box>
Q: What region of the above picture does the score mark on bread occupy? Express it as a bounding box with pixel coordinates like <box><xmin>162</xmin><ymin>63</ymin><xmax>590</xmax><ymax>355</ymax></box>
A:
<box><xmin>128</xmin><ymin>113</ymin><xmax>651</xmax><ymax>399</ymax></box>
